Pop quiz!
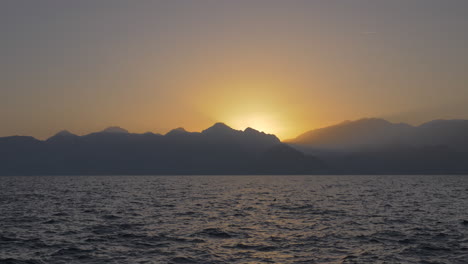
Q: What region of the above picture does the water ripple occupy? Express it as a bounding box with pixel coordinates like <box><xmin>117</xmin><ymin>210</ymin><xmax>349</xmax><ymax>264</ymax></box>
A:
<box><xmin>1</xmin><ymin>175</ymin><xmax>468</xmax><ymax>263</ymax></box>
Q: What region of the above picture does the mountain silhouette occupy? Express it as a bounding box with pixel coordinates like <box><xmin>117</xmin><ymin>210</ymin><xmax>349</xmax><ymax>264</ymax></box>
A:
<box><xmin>0</xmin><ymin>123</ymin><xmax>324</xmax><ymax>175</ymax></box>
<box><xmin>288</xmin><ymin>118</ymin><xmax>468</xmax><ymax>150</ymax></box>
<box><xmin>286</xmin><ymin>118</ymin><xmax>413</xmax><ymax>150</ymax></box>
<box><xmin>46</xmin><ymin>130</ymin><xmax>80</xmax><ymax>143</ymax></box>
<box><xmin>100</xmin><ymin>126</ymin><xmax>129</xmax><ymax>134</ymax></box>
<box><xmin>411</xmin><ymin>119</ymin><xmax>468</xmax><ymax>150</ymax></box>
<box><xmin>1</xmin><ymin>119</ymin><xmax>468</xmax><ymax>175</ymax></box>
<box><xmin>287</xmin><ymin>118</ymin><xmax>468</xmax><ymax>174</ymax></box>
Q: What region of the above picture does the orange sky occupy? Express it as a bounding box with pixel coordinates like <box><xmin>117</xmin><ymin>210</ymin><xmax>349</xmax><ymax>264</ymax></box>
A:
<box><xmin>1</xmin><ymin>1</ymin><xmax>468</xmax><ymax>140</ymax></box>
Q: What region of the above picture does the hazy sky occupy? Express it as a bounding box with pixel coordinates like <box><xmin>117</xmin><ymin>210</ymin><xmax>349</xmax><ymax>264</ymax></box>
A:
<box><xmin>2</xmin><ymin>0</ymin><xmax>468</xmax><ymax>139</ymax></box>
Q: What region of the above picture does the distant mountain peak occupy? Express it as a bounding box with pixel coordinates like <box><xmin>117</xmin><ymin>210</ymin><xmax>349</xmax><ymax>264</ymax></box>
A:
<box><xmin>143</xmin><ymin>131</ymin><xmax>161</xmax><ymax>136</ymax></box>
<box><xmin>54</xmin><ymin>130</ymin><xmax>76</xmax><ymax>137</ymax></box>
<box><xmin>210</xmin><ymin>122</ymin><xmax>232</xmax><ymax>130</ymax></box>
<box><xmin>173</xmin><ymin>127</ymin><xmax>187</xmax><ymax>132</ymax></box>
<box><xmin>244</xmin><ymin>127</ymin><xmax>259</xmax><ymax>133</ymax></box>
<box><xmin>288</xmin><ymin>118</ymin><xmax>414</xmax><ymax>149</ymax></box>
<box><xmin>47</xmin><ymin>130</ymin><xmax>78</xmax><ymax>141</ymax></box>
<box><xmin>166</xmin><ymin>127</ymin><xmax>189</xmax><ymax>136</ymax></box>
<box><xmin>244</xmin><ymin>127</ymin><xmax>271</xmax><ymax>136</ymax></box>
<box><xmin>202</xmin><ymin>122</ymin><xmax>236</xmax><ymax>134</ymax></box>
<box><xmin>101</xmin><ymin>126</ymin><xmax>129</xmax><ymax>134</ymax></box>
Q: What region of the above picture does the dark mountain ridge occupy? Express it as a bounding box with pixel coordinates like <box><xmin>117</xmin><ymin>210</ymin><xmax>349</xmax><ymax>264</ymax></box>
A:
<box><xmin>2</xmin><ymin>119</ymin><xmax>468</xmax><ymax>175</ymax></box>
<box><xmin>0</xmin><ymin>123</ymin><xmax>324</xmax><ymax>176</ymax></box>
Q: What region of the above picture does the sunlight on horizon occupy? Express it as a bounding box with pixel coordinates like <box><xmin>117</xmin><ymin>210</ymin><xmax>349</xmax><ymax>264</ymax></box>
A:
<box><xmin>2</xmin><ymin>1</ymin><xmax>468</xmax><ymax>140</ymax></box>
<box><xmin>229</xmin><ymin>113</ymin><xmax>279</xmax><ymax>137</ymax></box>
<box><xmin>190</xmin><ymin>78</ymin><xmax>319</xmax><ymax>140</ymax></box>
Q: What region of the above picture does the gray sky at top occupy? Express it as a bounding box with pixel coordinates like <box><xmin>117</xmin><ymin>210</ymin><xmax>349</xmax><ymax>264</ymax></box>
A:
<box><xmin>1</xmin><ymin>0</ymin><xmax>468</xmax><ymax>138</ymax></box>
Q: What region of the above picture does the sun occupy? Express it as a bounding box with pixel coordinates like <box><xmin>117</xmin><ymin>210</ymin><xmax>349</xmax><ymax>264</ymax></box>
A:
<box><xmin>194</xmin><ymin>78</ymin><xmax>299</xmax><ymax>139</ymax></box>
<box><xmin>229</xmin><ymin>113</ymin><xmax>280</xmax><ymax>136</ymax></box>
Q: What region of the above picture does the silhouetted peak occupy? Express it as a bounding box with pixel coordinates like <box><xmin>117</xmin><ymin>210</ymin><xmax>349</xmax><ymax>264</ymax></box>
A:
<box><xmin>101</xmin><ymin>126</ymin><xmax>129</xmax><ymax>134</ymax></box>
<box><xmin>202</xmin><ymin>122</ymin><xmax>236</xmax><ymax>135</ymax></box>
<box><xmin>47</xmin><ymin>130</ymin><xmax>79</xmax><ymax>142</ymax></box>
<box><xmin>55</xmin><ymin>130</ymin><xmax>76</xmax><ymax>137</ymax></box>
<box><xmin>143</xmin><ymin>132</ymin><xmax>162</xmax><ymax>136</ymax></box>
<box><xmin>289</xmin><ymin>117</ymin><xmax>414</xmax><ymax>148</ymax></box>
<box><xmin>244</xmin><ymin>127</ymin><xmax>275</xmax><ymax>137</ymax></box>
<box><xmin>244</xmin><ymin>127</ymin><xmax>281</xmax><ymax>144</ymax></box>
<box><xmin>166</xmin><ymin>127</ymin><xmax>189</xmax><ymax>136</ymax></box>
<box><xmin>210</xmin><ymin>122</ymin><xmax>232</xmax><ymax>130</ymax></box>
<box><xmin>244</xmin><ymin>127</ymin><xmax>260</xmax><ymax>134</ymax></box>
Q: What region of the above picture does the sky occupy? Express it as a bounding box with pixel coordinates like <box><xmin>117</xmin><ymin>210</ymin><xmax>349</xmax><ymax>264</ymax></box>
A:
<box><xmin>1</xmin><ymin>0</ymin><xmax>468</xmax><ymax>140</ymax></box>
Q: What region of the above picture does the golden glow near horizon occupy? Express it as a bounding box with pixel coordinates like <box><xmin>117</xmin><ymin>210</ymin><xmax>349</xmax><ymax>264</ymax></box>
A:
<box><xmin>2</xmin><ymin>1</ymin><xmax>468</xmax><ymax>139</ymax></box>
<box><xmin>230</xmin><ymin>113</ymin><xmax>279</xmax><ymax>136</ymax></box>
<box><xmin>188</xmin><ymin>78</ymin><xmax>314</xmax><ymax>140</ymax></box>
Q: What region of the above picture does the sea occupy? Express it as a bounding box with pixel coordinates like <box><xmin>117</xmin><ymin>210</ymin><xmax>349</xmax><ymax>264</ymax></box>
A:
<box><xmin>1</xmin><ymin>175</ymin><xmax>467</xmax><ymax>264</ymax></box>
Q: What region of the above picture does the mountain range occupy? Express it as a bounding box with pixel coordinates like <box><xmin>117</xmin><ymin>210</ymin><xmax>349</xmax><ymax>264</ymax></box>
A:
<box><xmin>1</xmin><ymin>118</ymin><xmax>467</xmax><ymax>175</ymax></box>
<box><xmin>0</xmin><ymin>123</ymin><xmax>324</xmax><ymax>175</ymax></box>
<box><xmin>287</xmin><ymin>118</ymin><xmax>468</xmax><ymax>151</ymax></box>
<box><xmin>287</xmin><ymin>118</ymin><xmax>468</xmax><ymax>174</ymax></box>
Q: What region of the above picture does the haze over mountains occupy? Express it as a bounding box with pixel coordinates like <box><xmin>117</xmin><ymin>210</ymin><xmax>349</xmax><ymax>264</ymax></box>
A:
<box><xmin>287</xmin><ymin>118</ymin><xmax>468</xmax><ymax>151</ymax></box>
<box><xmin>287</xmin><ymin>118</ymin><xmax>468</xmax><ymax>174</ymax></box>
<box><xmin>1</xmin><ymin>118</ymin><xmax>467</xmax><ymax>175</ymax></box>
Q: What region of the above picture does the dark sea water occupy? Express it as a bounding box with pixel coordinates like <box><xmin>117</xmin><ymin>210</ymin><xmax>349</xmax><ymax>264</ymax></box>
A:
<box><xmin>1</xmin><ymin>175</ymin><xmax>468</xmax><ymax>264</ymax></box>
